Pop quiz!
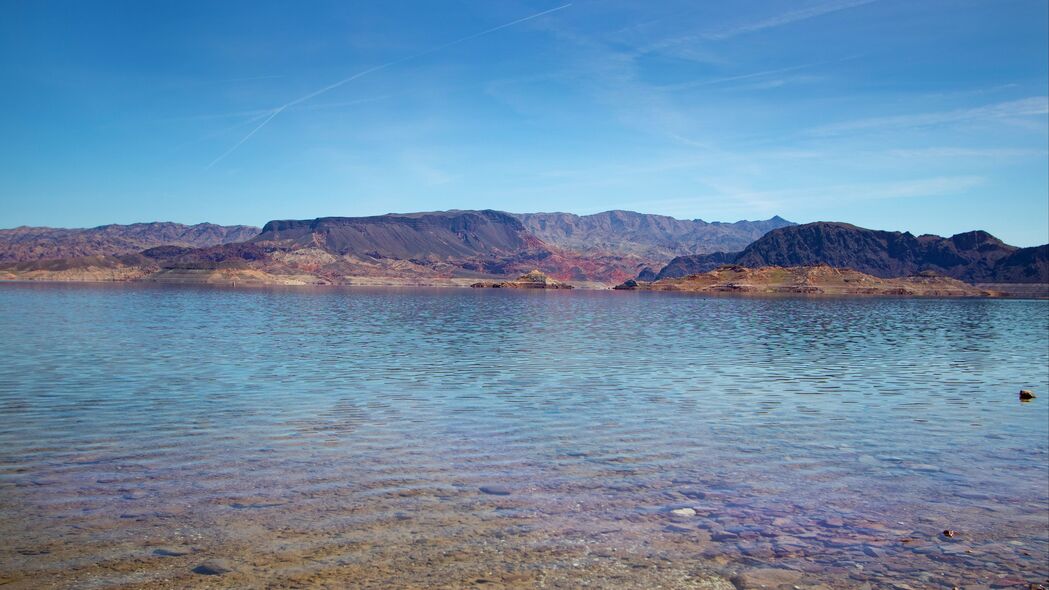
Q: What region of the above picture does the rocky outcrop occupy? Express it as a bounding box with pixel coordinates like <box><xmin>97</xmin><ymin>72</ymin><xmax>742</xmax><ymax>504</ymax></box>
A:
<box><xmin>471</xmin><ymin>270</ymin><xmax>573</xmax><ymax>289</ymax></box>
<box><xmin>0</xmin><ymin>222</ymin><xmax>260</xmax><ymax>262</ymax></box>
<box><xmin>616</xmin><ymin>265</ymin><xmax>992</xmax><ymax>297</ymax></box>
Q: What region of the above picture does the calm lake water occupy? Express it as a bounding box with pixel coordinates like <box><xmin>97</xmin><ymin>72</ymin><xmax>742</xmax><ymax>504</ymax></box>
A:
<box><xmin>0</xmin><ymin>283</ymin><xmax>1046</xmax><ymax>589</ymax></box>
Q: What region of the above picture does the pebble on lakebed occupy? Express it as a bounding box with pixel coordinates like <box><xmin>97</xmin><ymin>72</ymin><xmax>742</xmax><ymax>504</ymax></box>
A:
<box><xmin>1019</xmin><ymin>389</ymin><xmax>1036</xmax><ymax>401</ymax></box>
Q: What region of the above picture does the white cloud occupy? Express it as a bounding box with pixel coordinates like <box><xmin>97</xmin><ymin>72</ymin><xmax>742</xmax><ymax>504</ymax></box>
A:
<box><xmin>604</xmin><ymin>175</ymin><xmax>986</xmax><ymax>216</ymax></box>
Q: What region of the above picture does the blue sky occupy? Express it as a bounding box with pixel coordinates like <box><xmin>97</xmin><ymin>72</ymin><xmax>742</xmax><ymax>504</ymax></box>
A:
<box><xmin>1</xmin><ymin>0</ymin><xmax>1047</xmax><ymax>245</ymax></box>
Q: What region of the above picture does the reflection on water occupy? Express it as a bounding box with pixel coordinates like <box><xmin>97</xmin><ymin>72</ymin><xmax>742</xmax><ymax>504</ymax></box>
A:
<box><xmin>0</xmin><ymin>283</ymin><xmax>1046</xmax><ymax>588</ymax></box>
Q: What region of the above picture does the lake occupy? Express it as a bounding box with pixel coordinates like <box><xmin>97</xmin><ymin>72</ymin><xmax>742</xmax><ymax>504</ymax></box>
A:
<box><xmin>0</xmin><ymin>283</ymin><xmax>1046</xmax><ymax>589</ymax></box>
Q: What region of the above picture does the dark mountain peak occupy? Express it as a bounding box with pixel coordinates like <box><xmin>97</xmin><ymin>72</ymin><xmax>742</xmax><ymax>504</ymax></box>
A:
<box><xmin>796</xmin><ymin>221</ymin><xmax>862</xmax><ymax>231</ymax></box>
<box><xmin>948</xmin><ymin>230</ymin><xmax>1011</xmax><ymax>252</ymax></box>
<box><xmin>730</xmin><ymin>221</ymin><xmax>1045</xmax><ymax>283</ymax></box>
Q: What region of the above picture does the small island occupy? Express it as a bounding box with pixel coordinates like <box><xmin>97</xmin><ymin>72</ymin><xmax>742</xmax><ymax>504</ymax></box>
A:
<box><xmin>471</xmin><ymin>269</ymin><xmax>574</xmax><ymax>289</ymax></box>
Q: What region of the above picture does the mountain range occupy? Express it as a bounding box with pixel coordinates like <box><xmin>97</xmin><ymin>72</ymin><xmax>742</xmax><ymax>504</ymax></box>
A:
<box><xmin>0</xmin><ymin>211</ymin><xmax>793</xmax><ymax>285</ymax></box>
<box><xmin>0</xmin><ymin>222</ymin><xmax>260</xmax><ymax>262</ymax></box>
<box><xmin>0</xmin><ymin>212</ymin><xmax>1045</xmax><ymax>290</ymax></box>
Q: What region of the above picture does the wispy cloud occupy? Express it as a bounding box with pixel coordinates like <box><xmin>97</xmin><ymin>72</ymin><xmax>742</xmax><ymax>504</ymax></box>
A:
<box><xmin>214</xmin><ymin>75</ymin><xmax>284</xmax><ymax>83</ymax></box>
<box><xmin>659</xmin><ymin>54</ymin><xmax>864</xmax><ymax>92</ymax></box>
<box><xmin>602</xmin><ymin>175</ymin><xmax>985</xmax><ymax>219</ymax></box>
<box><xmin>812</xmin><ymin>96</ymin><xmax>1049</xmax><ymax>136</ymax></box>
<box><xmin>206</xmin><ymin>3</ymin><xmax>573</xmax><ymax>169</ymax></box>
<box><xmin>884</xmin><ymin>147</ymin><xmax>1049</xmax><ymax>159</ymax></box>
<box><xmin>706</xmin><ymin>0</ymin><xmax>877</xmax><ymax>40</ymax></box>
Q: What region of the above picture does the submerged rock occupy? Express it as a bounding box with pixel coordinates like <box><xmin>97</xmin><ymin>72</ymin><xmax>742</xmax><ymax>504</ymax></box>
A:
<box><xmin>731</xmin><ymin>567</ymin><xmax>803</xmax><ymax>589</ymax></box>
<box><xmin>192</xmin><ymin>559</ymin><xmax>234</xmax><ymax>576</ymax></box>
<box><xmin>153</xmin><ymin>547</ymin><xmax>191</xmax><ymax>557</ymax></box>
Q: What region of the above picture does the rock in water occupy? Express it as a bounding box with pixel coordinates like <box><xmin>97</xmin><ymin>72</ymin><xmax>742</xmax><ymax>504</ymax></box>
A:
<box><xmin>153</xmin><ymin>547</ymin><xmax>191</xmax><ymax>557</ymax></box>
<box><xmin>731</xmin><ymin>568</ymin><xmax>803</xmax><ymax>589</ymax></box>
<box><xmin>192</xmin><ymin>559</ymin><xmax>234</xmax><ymax>575</ymax></box>
<box><xmin>1019</xmin><ymin>389</ymin><xmax>1036</xmax><ymax>401</ymax></box>
<box><xmin>471</xmin><ymin>270</ymin><xmax>573</xmax><ymax>289</ymax></box>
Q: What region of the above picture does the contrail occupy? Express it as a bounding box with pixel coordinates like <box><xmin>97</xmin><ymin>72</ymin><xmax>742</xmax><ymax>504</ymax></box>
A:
<box><xmin>206</xmin><ymin>3</ymin><xmax>572</xmax><ymax>169</ymax></box>
<box><xmin>206</xmin><ymin>106</ymin><xmax>286</xmax><ymax>168</ymax></box>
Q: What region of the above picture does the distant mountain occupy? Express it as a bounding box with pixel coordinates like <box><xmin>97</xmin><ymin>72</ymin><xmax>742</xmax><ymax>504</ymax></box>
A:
<box><xmin>0</xmin><ymin>211</ymin><xmax>797</xmax><ymax>284</ymax></box>
<box><xmin>255</xmin><ymin>210</ymin><xmax>543</xmax><ymax>261</ymax></box>
<box><xmin>0</xmin><ymin>222</ymin><xmax>260</xmax><ymax>262</ymax></box>
<box><xmin>652</xmin><ymin>251</ymin><xmax>740</xmax><ymax>280</ymax></box>
<box><xmin>246</xmin><ymin>210</ymin><xmax>665</xmax><ymax>283</ymax></box>
<box><xmin>245</xmin><ymin>210</ymin><xmax>795</xmax><ymax>283</ymax></box>
<box><xmin>513</xmin><ymin>210</ymin><xmax>793</xmax><ymax>260</ymax></box>
<box><xmin>652</xmin><ymin>222</ymin><xmax>1048</xmax><ymax>284</ymax></box>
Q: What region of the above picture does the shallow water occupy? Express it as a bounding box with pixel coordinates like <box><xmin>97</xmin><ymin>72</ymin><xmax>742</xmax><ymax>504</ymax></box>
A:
<box><xmin>0</xmin><ymin>283</ymin><xmax>1046</xmax><ymax>589</ymax></box>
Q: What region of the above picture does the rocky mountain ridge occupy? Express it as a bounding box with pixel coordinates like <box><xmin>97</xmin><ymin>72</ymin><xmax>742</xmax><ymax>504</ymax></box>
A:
<box><xmin>512</xmin><ymin>210</ymin><xmax>793</xmax><ymax>260</ymax></box>
<box><xmin>0</xmin><ymin>222</ymin><xmax>260</xmax><ymax>262</ymax></box>
<box><xmin>653</xmin><ymin>222</ymin><xmax>1048</xmax><ymax>284</ymax></box>
<box><xmin>0</xmin><ymin>210</ymin><xmax>794</xmax><ymax>285</ymax></box>
<box><xmin>2</xmin><ymin>214</ymin><xmax>1045</xmax><ymax>292</ymax></box>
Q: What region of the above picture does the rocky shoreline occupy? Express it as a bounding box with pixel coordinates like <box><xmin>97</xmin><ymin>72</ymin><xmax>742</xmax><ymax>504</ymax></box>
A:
<box><xmin>3</xmin><ymin>262</ymin><xmax>1047</xmax><ymax>298</ymax></box>
<box><xmin>612</xmin><ymin>265</ymin><xmax>1027</xmax><ymax>298</ymax></box>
